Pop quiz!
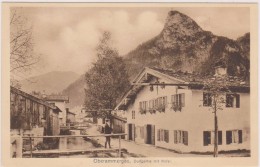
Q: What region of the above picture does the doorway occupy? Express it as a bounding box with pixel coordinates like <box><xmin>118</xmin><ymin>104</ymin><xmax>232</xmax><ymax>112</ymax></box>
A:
<box><xmin>128</xmin><ymin>124</ymin><xmax>135</xmax><ymax>141</ymax></box>
<box><xmin>145</xmin><ymin>124</ymin><xmax>155</xmax><ymax>145</ymax></box>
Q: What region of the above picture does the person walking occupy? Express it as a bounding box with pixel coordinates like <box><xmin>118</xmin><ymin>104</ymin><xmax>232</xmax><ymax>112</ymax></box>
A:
<box><xmin>104</xmin><ymin>119</ymin><xmax>112</xmax><ymax>148</ymax></box>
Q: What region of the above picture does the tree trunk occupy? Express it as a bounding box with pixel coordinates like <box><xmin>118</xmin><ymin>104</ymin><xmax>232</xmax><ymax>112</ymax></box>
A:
<box><xmin>214</xmin><ymin>110</ymin><xmax>218</xmax><ymax>157</ymax></box>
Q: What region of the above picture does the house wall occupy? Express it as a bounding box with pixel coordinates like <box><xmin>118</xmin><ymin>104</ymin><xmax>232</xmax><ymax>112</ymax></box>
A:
<box><xmin>48</xmin><ymin>101</ymin><xmax>67</xmax><ymax>125</ymax></box>
<box><xmin>10</xmin><ymin>92</ymin><xmax>49</xmax><ymax>130</ymax></box>
<box><xmin>124</xmin><ymin>78</ymin><xmax>250</xmax><ymax>153</ymax></box>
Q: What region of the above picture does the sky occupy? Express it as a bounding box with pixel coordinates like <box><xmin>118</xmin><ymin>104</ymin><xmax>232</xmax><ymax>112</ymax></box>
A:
<box><xmin>13</xmin><ymin>7</ymin><xmax>250</xmax><ymax>78</ymax></box>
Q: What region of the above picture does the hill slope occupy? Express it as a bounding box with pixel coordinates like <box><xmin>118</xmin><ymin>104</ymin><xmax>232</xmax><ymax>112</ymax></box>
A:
<box><xmin>20</xmin><ymin>71</ymin><xmax>79</xmax><ymax>94</ymax></box>
<box><xmin>62</xmin><ymin>74</ymin><xmax>86</xmax><ymax>108</ymax></box>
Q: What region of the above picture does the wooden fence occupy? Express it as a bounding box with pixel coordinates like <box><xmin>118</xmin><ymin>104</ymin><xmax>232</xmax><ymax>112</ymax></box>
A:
<box><xmin>20</xmin><ymin>133</ymin><xmax>126</xmax><ymax>158</ymax></box>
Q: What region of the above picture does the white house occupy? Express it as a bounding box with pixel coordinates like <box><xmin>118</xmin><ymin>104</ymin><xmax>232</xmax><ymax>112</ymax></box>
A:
<box><xmin>114</xmin><ymin>67</ymin><xmax>250</xmax><ymax>153</ymax></box>
<box><xmin>44</xmin><ymin>95</ymin><xmax>69</xmax><ymax>126</ymax></box>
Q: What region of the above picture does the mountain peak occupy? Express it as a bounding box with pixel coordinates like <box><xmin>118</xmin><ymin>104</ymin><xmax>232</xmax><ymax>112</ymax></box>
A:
<box><xmin>163</xmin><ymin>10</ymin><xmax>203</xmax><ymax>37</ymax></box>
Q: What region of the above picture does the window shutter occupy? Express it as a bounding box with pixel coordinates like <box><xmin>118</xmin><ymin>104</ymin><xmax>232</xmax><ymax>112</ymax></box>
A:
<box><xmin>181</xmin><ymin>94</ymin><xmax>185</xmax><ymax>107</ymax></box>
<box><xmin>218</xmin><ymin>131</ymin><xmax>222</xmax><ymax>145</ymax></box>
<box><xmin>236</xmin><ymin>95</ymin><xmax>240</xmax><ymax>108</ymax></box>
<box><xmin>151</xmin><ymin>125</ymin><xmax>155</xmax><ymax>145</ymax></box>
<box><xmin>161</xmin><ymin>129</ymin><xmax>164</xmax><ymax>141</ymax></box>
<box><xmin>183</xmin><ymin>131</ymin><xmax>188</xmax><ymax>145</ymax></box>
<box><xmin>132</xmin><ymin>124</ymin><xmax>135</xmax><ymax>141</ymax></box>
<box><xmin>174</xmin><ymin>130</ymin><xmax>177</xmax><ymax>144</ymax></box>
<box><xmin>203</xmin><ymin>93</ymin><xmax>207</xmax><ymax>106</ymax></box>
<box><xmin>203</xmin><ymin>131</ymin><xmax>210</xmax><ymax>146</ymax></box>
<box><xmin>226</xmin><ymin>131</ymin><xmax>232</xmax><ymax>144</ymax></box>
<box><xmin>238</xmin><ymin>130</ymin><xmax>242</xmax><ymax>143</ymax></box>
<box><xmin>226</xmin><ymin>94</ymin><xmax>230</xmax><ymax>107</ymax></box>
<box><xmin>165</xmin><ymin>130</ymin><xmax>169</xmax><ymax>143</ymax></box>
<box><xmin>157</xmin><ymin>129</ymin><xmax>160</xmax><ymax>141</ymax></box>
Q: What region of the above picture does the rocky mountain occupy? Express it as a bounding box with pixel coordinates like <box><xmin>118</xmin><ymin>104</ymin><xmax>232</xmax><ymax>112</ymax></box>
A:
<box><xmin>236</xmin><ymin>32</ymin><xmax>250</xmax><ymax>60</ymax></box>
<box><xmin>20</xmin><ymin>71</ymin><xmax>79</xmax><ymax>94</ymax></box>
<box><xmin>62</xmin><ymin>74</ymin><xmax>86</xmax><ymax>108</ymax></box>
<box><xmin>62</xmin><ymin>10</ymin><xmax>250</xmax><ymax>108</ymax></box>
<box><xmin>125</xmin><ymin>11</ymin><xmax>250</xmax><ymax>80</ymax></box>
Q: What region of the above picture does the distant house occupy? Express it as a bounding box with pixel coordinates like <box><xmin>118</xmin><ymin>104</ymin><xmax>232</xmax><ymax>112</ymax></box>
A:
<box><xmin>10</xmin><ymin>86</ymin><xmax>61</xmax><ymax>136</ymax></box>
<box><xmin>66</xmin><ymin>108</ymin><xmax>76</xmax><ymax>124</ymax></box>
<box><xmin>114</xmin><ymin>67</ymin><xmax>250</xmax><ymax>153</ymax></box>
<box><xmin>44</xmin><ymin>95</ymin><xmax>69</xmax><ymax>126</ymax></box>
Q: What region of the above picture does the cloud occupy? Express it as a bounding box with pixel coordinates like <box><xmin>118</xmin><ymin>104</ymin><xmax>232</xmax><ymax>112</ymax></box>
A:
<box><xmin>31</xmin><ymin>9</ymin><xmax>164</xmax><ymax>75</ymax></box>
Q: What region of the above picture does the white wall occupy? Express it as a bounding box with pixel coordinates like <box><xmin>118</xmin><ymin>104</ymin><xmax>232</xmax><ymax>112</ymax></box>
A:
<box><xmin>124</xmin><ymin>77</ymin><xmax>250</xmax><ymax>153</ymax></box>
<box><xmin>48</xmin><ymin>101</ymin><xmax>67</xmax><ymax>125</ymax></box>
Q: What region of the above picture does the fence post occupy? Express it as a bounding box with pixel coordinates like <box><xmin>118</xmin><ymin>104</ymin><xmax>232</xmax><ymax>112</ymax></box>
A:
<box><xmin>29</xmin><ymin>137</ymin><xmax>33</xmax><ymax>158</ymax></box>
<box><xmin>11</xmin><ymin>135</ymin><xmax>23</xmax><ymax>158</ymax></box>
<box><xmin>118</xmin><ymin>135</ymin><xmax>121</xmax><ymax>158</ymax></box>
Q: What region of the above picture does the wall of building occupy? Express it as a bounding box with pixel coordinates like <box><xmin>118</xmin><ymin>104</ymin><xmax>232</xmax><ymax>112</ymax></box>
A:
<box><xmin>49</xmin><ymin>101</ymin><xmax>67</xmax><ymax>125</ymax></box>
<box><xmin>124</xmin><ymin>78</ymin><xmax>250</xmax><ymax>153</ymax></box>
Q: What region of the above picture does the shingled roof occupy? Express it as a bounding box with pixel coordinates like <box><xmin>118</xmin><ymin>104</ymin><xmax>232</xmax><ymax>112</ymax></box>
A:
<box><xmin>115</xmin><ymin>67</ymin><xmax>250</xmax><ymax>110</ymax></box>
<box><xmin>149</xmin><ymin>67</ymin><xmax>250</xmax><ymax>87</ymax></box>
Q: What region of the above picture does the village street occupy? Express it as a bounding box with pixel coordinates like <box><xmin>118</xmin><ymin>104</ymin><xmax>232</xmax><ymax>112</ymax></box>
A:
<box><xmin>85</xmin><ymin>123</ymin><xmax>250</xmax><ymax>158</ymax></box>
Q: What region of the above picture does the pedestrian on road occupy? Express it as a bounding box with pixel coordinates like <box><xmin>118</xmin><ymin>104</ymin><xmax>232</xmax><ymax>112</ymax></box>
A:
<box><xmin>104</xmin><ymin>119</ymin><xmax>112</xmax><ymax>148</ymax></box>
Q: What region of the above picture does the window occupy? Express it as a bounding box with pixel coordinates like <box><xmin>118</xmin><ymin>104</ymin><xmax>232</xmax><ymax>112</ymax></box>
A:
<box><xmin>226</xmin><ymin>94</ymin><xmax>240</xmax><ymax>108</ymax></box>
<box><xmin>226</xmin><ymin>130</ymin><xmax>242</xmax><ymax>144</ymax></box>
<box><xmin>157</xmin><ymin>129</ymin><xmax>169</xmax><ymax>143</ymax></box>
<box><xmin>132</xmin><ymin>110</ymin><xmax>135</xmax><ymax>119</ymax></box>
<box><xmin>171</xmin><ymin>94</ymin><xmax>185</xmax><ymax>107</ymax></box>
<box><xmin>139</xmin><ymin>101</ymin><xmax>148</xmax><ymax>114</ymax></box>
<box><xmin>203</xmin><ymin>131</ymin><xmax>222</xmax><ymax>146</ymax></box>
<box><xmin>203</xmin><ymin>92</ymin><xmax>212</xmax><ymax>106</ymax></box>
<box><xmin>174</xmin><ymin>130</ymin><xmax>188</xmax><ymax>145</ymax></box>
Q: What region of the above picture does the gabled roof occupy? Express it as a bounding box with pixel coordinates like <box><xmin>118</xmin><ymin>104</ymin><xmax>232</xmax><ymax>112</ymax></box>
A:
<box><xmin>11</xmin><ymin>86</ymin><xmax>56</xmax><ymax>109</ymax></box>
<box><xmin>115</xmin><ymin>67</ymin><xmax>250</xmax><ymax>110</ymax></box>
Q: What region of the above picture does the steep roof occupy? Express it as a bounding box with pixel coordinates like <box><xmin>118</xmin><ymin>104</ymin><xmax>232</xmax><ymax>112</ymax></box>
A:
<box><xmin>10</xmin><ymin>86</ymin><xmax>56</xmax><ymax>109</ymax></box>
<box><xmin>115</xmin><ymin>67</ymin><xmax>250</xmax><ymax>110</ymax></box>
<box><xmin>149</xmin><ymin>67</ymin><xmax>249</xmax><ymax>87</ymax></box>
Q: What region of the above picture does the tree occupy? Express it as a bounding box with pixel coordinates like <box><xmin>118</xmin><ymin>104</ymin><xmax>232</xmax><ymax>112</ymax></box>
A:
<box><xmin>84</xmin><ymin>31</ymin><xmax>130</xmax><ymax>118</ymax></box>
<box><xmin>203</xmin><ymin>76</ymin><xmax>230</xmax><ymax>157</ymax></box>
<box><xmin>10</xmin><ymin>9</ymin><xmax>39</xmax><ymax>87</ymax></box>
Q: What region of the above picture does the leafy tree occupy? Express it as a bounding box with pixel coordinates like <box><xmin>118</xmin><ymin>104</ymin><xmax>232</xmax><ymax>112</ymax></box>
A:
<box><xmin>84</xmin><ymin>31</ymin><xmax>130</xmax><ymax>118</ymax></box>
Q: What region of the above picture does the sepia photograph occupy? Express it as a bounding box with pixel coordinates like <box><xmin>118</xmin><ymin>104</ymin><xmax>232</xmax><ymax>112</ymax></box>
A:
<box><xmin>1</xmin><ymin>2</ymin><xmax>259</xmax><ymax>166</ymax></box>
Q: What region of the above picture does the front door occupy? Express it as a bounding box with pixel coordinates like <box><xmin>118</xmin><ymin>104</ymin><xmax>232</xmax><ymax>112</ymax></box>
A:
<box><xmin>128</xmin><ymin>124</ymin><xmax>135</xmax><ymax>141</ymax></box>
<box><xmin>146</xmin><ymin>124</ymin><xmax>155</xmax><ymax>145</ymax></box>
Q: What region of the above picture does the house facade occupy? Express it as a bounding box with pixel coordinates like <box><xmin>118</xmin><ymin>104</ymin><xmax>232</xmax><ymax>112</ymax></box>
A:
<box><xmin>115</xmin><ymin>67</ymin><xmax>250</xmax><ymax>153</ymax></box>
<box><xmin>44</xmin><ymin>95</ymin><xmax>69</xmax><ymax>126</ymax></box>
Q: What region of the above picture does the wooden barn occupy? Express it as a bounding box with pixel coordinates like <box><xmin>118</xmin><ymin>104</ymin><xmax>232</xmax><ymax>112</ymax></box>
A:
<box><xmin>10</xmin><ymin>86</ymin><xmax>62</xmax><ymax>136</ymax></box>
